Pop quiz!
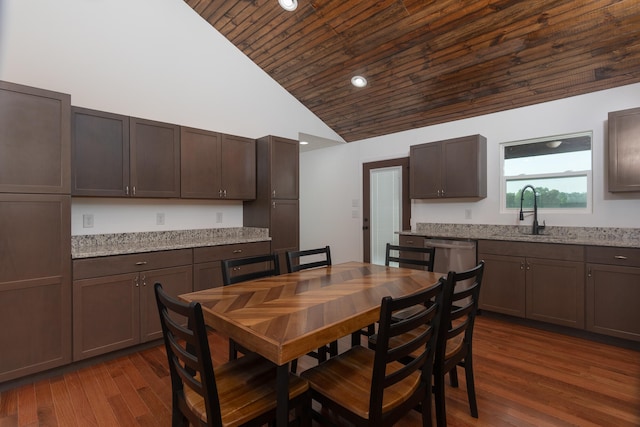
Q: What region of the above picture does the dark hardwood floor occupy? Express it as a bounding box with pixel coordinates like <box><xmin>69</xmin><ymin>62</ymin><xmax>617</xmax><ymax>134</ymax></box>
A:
<box><xmin>1</xmin><ymin>315</ymin><xmax>638</xmax><ymax>426</ymax></box>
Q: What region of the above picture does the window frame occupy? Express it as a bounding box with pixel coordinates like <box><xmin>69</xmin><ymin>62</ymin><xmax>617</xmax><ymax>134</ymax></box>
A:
<box><xmin>499</xmin><ymin>131</ymin><xmax>593</xmax><ymax>215</ymax></box>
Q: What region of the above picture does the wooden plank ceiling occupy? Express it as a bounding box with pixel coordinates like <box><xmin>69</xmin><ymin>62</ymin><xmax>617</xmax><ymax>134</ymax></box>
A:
<box><xmin>185</xmin><ymin>0</ymin><xmax>640</xmax><ymax>142</ymax></box>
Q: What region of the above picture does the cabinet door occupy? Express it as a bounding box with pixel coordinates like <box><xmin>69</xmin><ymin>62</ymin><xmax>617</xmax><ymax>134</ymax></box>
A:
<box><xmin>193</xmin><ymin>262</ymin><xmax>223</xmax><ymax>291</ymax></box>
<box><xmin>526</xmin><ymin>258</ymin><xmax>585</xmax><ymax>328</ymax></box>
<box><xmin>0</xmin><ymin>81</ymin><xmax>70</xmax><ymax>194</ymax></box>
<box><xmin>130</xmin><ymin>117</ymin><xmax>181</xmax><ymax>198</ymax></box>
<box><xmin>221</xmin><ymin>134</ymin><xmax>256</xmax><ymax>200</ymax></box>
<box><xmin>442</xmin><ymin>135</ymin><xmax>486</xmax><ymax>198</ymax></box>
<box><xmin>0</xmin><ymin>194</ymin><xmax>71</xmax><ymax>381</ymax></box>
<box><xmin>608</xmin><ymin>107</ymin><xmax>640</xmax><ymax>192</ymax></box>
<box><xmin>478</xmin><ymin>253</ymin><xmax>526</xmax><ymax>317</ymax></box>
<box><xmin>140</xmin><ymin>265</ymin><xmax>193</xmax><ymax>342</ymax></box>
<box><xmin>72</xmin><ymin>107</ymin><xmax>130</xmax><ymax>196</ymax></box>
<box><xmin>180</xmin><ymin>126</ymin><xmax>221</xmax><ymax>199</ymax></box>
<box><xmin>586</xmin><ymin>263</ymin><xmax>640</xmax><ymax>341</ymax></box>
<box><xmin>410</xmin><ymin>141</ymin><xmax>441</xmax><ymax>199</ymax></box>
<box><xmin>72</xmin><ymin>273</ymin><xmax>140</xmax><ymax>361</ymax></box>
<box><xmin>271</xmin><ymin>199</ymin><xmax>299</xmax><ymax>272</ymax></box>
<box><xmin>270</xmin><ymin>136</ymin><xmax>299</xmax><ymax>199</ymax></box>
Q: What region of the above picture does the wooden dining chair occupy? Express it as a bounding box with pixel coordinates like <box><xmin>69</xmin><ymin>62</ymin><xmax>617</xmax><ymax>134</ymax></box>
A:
<box><xmin>221</xmin><ymin>253</ymin><xmax>280</xmax><ymax>360</ymax></box>
<box><xmin>153</xmin><ymin>283</ymin><xmax>311</xmax><ymax>427</ymax></box>
<box><xmin>300</xmin><ymin>275</ymin><xmax>452</xmax><ymax>426</ymax></box>
<box><xmin>433</xmin><ymin>261</ymin><xmax>485</xmax><ymax>427</ymax></box>
<box><xmin>350</xmin><ymin>241</ymin><xmax>436</xmax><ymax>348</ymax></box>
<box><xmin>285</xmin><ymin>246</ymin><xmax>338</xmax><ymax>368</ymax></box>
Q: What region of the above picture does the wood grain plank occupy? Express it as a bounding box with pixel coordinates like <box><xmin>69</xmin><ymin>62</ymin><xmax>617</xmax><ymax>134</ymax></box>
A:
<box><xmin>64</xmin><ymin>370</ymin><xmax>99</xmax><ymax>427</ymax></box>
<box><xmin>16</xmin><ymin>385</ymin><xmax>37</xmax><ymax>427</ymax></box>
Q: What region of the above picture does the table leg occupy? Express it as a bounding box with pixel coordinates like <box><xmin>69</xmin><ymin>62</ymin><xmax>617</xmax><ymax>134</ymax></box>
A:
<box><xmin>276</xmin><ymin>363</ymin><xmax>289</xmax><ymax>426</ymax></box>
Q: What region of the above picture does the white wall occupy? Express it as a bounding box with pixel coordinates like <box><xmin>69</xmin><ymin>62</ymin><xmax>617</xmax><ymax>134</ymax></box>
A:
<box><xmin>300</xmin><ymin>83</ymin><xmax>640</xmax><ymax>263</ymax></box>
<box><xmin>0</xmin><ymin>0</ymin><xmax>341</xmax><ymax>235</ymax></box>
<box><xmin>2</xmin><ymin>0</ymin><xmax>639</xmax><ymax>249</ymax></box>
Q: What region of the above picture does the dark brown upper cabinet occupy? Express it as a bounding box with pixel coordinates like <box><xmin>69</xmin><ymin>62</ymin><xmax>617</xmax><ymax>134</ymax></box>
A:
<box><xmin>72</xmin><ymin>107</ymin><xmax>130</xmax><ymax>196</ymax></box>
<box><xmin>72</xmin><ymin>108</ymin><xmax>180</xmax><ymax>198</ymax></box>
<box><xmin>180</xmin><ymin>127</ymin><xmax>256</xmax><ymax>200</ymax></box>
<box><xmin>608</xmin><ymin>107</ymin><xmax>640</xmax><ymax>192</ymax></box>
<box><xmin>263</xmin><ymin>135</ymin><xmax>299</xmax><ymax>200</ymax></box>
<box><xmin>0</xmin><ymin>81</ymin><xmax>70</xmax><ymax>194</ymax></box>
<box><xmin>410</xmin><ymin>134</ymin><xmax>487</xmax><ymax>200</ymax></box>
<box><xmin>130</xmin><ymin>117</ymin><xmax>180</xmax><ymax>198</ymax></box>
<box><xmin>244</xmin><ymin>135</ymin><xmax>299</xmax><ymax>272</ymax></box>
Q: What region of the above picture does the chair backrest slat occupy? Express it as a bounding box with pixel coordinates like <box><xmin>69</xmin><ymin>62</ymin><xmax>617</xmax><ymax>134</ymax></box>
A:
<box><xmin>221</xmin><ymin>253</ymin><xmax>280</xmax><ymax>285</ymax></box>
<box><xmin>286</xmin><ymin>246</ymin><xmax>331</xmax><ymax>273</ymax></box>
<box><xmin>385</xmin><ymin>243</ymin><xmax>436</xmax><ymax>272</ymax></box>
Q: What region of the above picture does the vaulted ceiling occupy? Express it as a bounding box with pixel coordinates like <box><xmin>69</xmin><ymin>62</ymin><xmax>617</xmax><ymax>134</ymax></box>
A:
<box><xmin>185</xmin><ymin>0</ymin><xmax>640</xmax><ymax>142</ymax></box>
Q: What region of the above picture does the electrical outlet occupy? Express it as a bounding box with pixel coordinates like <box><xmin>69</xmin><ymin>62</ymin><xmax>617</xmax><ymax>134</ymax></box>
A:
<box><xmin>156</xmin><ymin>212</ymin><xmax>165</xmax><ymax>225</ymax></box>
<box><xmin>82</xmin><ymin>214</ymin><xmax>94</xmax><ymax>228</ymax></box>
<box><xmin>216</xmin><ymin>212</ymin><xmax>223</xmax><ymax>223</ymax></box>
<box><xmin>465</xmin><ymin>209</ymin><xmax>472</xmax><ymax>219</ymax></box>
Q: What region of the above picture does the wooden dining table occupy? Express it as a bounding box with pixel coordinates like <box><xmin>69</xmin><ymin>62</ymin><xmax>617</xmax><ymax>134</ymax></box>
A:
<box><xmin>179</xmin><ymin>261</ymin><xmax>443</xmax><ymax>426</ymax></box>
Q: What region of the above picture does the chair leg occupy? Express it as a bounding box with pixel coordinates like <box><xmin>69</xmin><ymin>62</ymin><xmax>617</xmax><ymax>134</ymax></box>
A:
<box><xmin>463</xmin><ymin>357</ymin><xmax>478</xmax><ymax>418</ymax></box>
<box><xmin>228</xmin><ymin>339</ymin><xmax>238</xmax><ymax>360</ymax></box>
<box><xmin>329</xmin><ymin>340</ymin><xmax>338</xmax><ymax>357</ymax></box>
<box><xmin>291</xmin><ymin>359</ymin><xmax>298</xmax><ymax>374</ymax></box>
<box><xmin>434</xmin><ymin>369</ymin><xmax>447</xmax><ymax>427</ymax></box>
<box><xmin>449</xmin><ymin>365</ymin><xmax>459</xmax><ymax>387</ymax></box>
<box><xmin>351</xmin><ymin>331</ymin><xmax>361</xmax><ymax>347</ymax></box>
<box><xmin>421</xmin><ymin>393</ymin><xmax>433</xmax><ymax>427</ymax></box>
<box><xmin>318</xmin><ymin>345</ymin><xmax>328</xmax><ymax>363</ymax></box>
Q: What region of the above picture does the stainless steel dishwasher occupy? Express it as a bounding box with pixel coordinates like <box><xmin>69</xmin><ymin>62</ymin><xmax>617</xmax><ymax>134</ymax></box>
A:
<box><xmin>424</xmin><ymin>238</ymin><xmax>477</xmax><ymax>301</ymax></box>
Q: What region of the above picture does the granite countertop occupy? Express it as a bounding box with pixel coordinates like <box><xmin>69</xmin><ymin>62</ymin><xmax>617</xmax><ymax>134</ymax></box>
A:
<box><xmin>72</xmin><ymin>227</ymin><xmax>270</xmax><ymax>259</ymax></box>
<box><xmin>401</xmin><ymin>223</ymin><xmax>640</xmax><ymax>248</ymax></box>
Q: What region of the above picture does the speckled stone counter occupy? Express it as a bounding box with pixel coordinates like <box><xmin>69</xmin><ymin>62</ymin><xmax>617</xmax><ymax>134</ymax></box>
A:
<box><xmin>400</xmin><ymin>223</ymin><xmax>640</xmax><ymax>248</ymax></box>
<box><xmin>72</xmin><ymin>227</ymin><xmax>270</xmax><ymax>259</ymax></box>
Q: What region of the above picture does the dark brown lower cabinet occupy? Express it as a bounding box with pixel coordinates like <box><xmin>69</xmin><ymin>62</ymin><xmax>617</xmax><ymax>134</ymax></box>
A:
<box><xmin>72</xmin><ymin>250</ymin><xmax>192</xmax><ymax>361</ymax></box>
<box><xmin>477</xmin><ymin>252</ymin><xmax>527</xmax><ymax>318</ymax></box>
<box><xmin>0</xmin><ymin>194</ymin><xmax>71</xmax><ymax>383</ymax></box>
<box><xmin>270</xmin><ymin>199</ymin><xmax>299</xmax><ymax>272</ymax></box>
<box><xmin>586</xmin><ymin>246</ymin><xmax>640</xmax><ymax>342</ymax></box>
<box><xmin>478</xmin><ymin>240</ymin><xmax>585</xmax><ymax>328</ymax></box>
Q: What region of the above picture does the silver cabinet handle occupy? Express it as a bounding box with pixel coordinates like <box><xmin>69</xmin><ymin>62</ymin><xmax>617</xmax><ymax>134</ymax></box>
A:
<box><xmin>132</xmin><ymin>186</ymin><xmax>136</xmax><ymax>196</ymax></box>
<box><xmin>272</xmin><ymin>190</ymin><xmax>276</xmax><ymax>197</ymax></box>
<box><xmin>135</xmin><ymin>261</ymin><xmax>148</xmax><ymax>266</ymax></box>
<box><xmin>219</xmin><ymin>189</ymin><xmax>223</xmax><ymax>197</ymax></box>
<box><xmin>614</xmin><ymin>255</ymin><xmax>628</xmax><ymax>260</ymax></box>
<box><xmin>125</xmin><ymin>186</ymin><xmax>129</xmax><ymax>196</ymax></box>
<box><xmin>141</xmin><ymin>275</ymin><xmax>146</xmax><ymax>286</ymax></box>
<box><xmin>134</xmin><ymin>277</ymin><xmax>139</xmax><ymax>287</ymax></box>
<box><xmin>232</xmin><ymin>249</ymin><xmax>242</xmax><ymax>254</ymax></box>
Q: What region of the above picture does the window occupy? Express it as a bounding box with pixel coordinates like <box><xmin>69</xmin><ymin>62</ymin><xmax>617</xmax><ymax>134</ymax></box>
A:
<box><xmin>500</xmin><ymin>132</ymin><xmax>592</xmax><ymax>213</ymax></box>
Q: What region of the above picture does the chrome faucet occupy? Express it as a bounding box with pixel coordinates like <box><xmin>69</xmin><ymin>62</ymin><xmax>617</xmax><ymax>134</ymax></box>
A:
<box><xmin>519</xmin><ymin>185</ymin><xmax>545</xmax><ymax>235</ymax></box>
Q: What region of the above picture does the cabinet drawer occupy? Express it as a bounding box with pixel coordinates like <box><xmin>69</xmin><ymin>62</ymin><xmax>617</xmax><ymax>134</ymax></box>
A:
<box><xmin>399</xmin><ymin>235</ymin><xmax>425</xmax><ymax>248</ymax></box>
<box><xmin>478</xmin><ymin>240</ymin><xmax>583</xmax><ymax>262</ymax></box>
<box><xmin>193</xmin><ymin>241</ymin><xmax>271</xmax><ymax>264</ymax></box>
<box><xmin>73</xmin><ymin>249</ymin><xmax>193</xmax><ymax>279</ymax></box>
<box><xmin>586</xmin><ymin>246</ymin><xmax>640</xmax><ymax>268</ymax></box>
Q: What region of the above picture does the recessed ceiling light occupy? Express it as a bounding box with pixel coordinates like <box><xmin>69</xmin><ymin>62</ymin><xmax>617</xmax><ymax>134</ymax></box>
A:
<box><xmin>299</xmin><ymin>141</ymin><xmax>309</xmax><ymax>145</ymax></box>
<box><xmin>351</xmin><ymin>75</ymin><xmax>367</xmax><ymax>88</ymax></box>
<box><xmin>278</xmin><ymin>0</ymin><xmax>298</xmax><ymax>11</ymax></box>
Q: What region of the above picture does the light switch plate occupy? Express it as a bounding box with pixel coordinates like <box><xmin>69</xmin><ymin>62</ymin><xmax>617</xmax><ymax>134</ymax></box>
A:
<box><xmin>82</xmin><ymin>214</ymin><xmax>94</xmax><ymax>228</ymax></box>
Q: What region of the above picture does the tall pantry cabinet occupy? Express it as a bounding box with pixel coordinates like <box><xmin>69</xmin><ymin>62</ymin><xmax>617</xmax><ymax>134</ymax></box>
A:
<box><xmin>0</xmin><ymin>81</ymin><xmax>72</xmax><ymax>382</ymax></box>
<box><xmin>243</xmin><ymin>136</ymin><xmax>299</xmax><ymax>272</ymax></box>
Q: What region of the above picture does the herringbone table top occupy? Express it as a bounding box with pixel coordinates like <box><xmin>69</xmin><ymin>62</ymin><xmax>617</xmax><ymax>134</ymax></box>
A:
<box><xmin>180</xmin><ymin>262</ymin><xmax>442</xmax><ymax>365</ymax></box>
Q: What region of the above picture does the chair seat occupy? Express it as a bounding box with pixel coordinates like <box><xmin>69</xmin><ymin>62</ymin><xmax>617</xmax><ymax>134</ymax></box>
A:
<box><xmin>300</xmin><ymin>345</ymin><xmax>421</xmax><ymax>420</ymax></box>
<box><xmin>185</xmin><ymin>352</ymin><xmax>309</xmax><ymax>427</ymax></box>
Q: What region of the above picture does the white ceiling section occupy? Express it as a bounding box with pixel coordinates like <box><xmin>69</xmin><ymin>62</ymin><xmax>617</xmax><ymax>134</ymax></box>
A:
<box><xmin>0</xmin><ymin>0</ymin><xmax>342</xmax><ymax>144</ymax></box>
